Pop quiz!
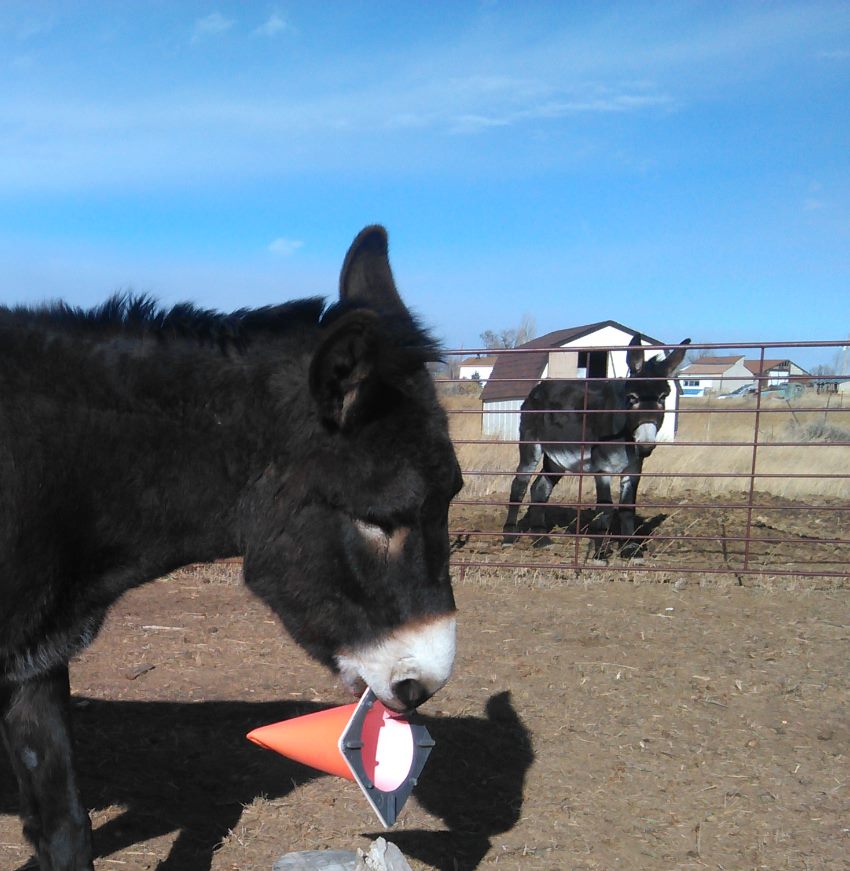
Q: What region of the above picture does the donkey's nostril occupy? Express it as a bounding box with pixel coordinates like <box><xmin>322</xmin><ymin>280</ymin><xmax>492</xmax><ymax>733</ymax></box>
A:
<box><xmin>392</xmin><ymin>678</ymin><xmax>431</xmax><ymax>711</ymax></box>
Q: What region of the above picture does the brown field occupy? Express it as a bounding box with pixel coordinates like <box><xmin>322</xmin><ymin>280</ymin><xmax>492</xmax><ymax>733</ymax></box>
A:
<box><xmin>2</xmin><ymin>565</ymin><xmax>848</xmax><ymax>871</ymax></box>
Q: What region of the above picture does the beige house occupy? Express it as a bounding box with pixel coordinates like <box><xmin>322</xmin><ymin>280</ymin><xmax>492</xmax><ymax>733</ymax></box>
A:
<box><xmin>679</xmin><ymin>356</ymin><xmax>753</xmax><ymax>396</ymax></box>
<box><xmin>680</xmin><ymin>356</ymin><xmax>810</xmax><ymax>396</ymax></box>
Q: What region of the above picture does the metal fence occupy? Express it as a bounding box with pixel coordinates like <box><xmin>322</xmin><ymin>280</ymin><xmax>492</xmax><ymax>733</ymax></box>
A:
<box><xmin>439</xmin><ymin>340</ymin><xmax>850</xmax><ymax>584</ymax></box>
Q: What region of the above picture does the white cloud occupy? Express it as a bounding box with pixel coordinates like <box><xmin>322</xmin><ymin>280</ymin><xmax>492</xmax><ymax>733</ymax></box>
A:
<box><xmin>255</xmin><ymin>13</ymin><xmax>287</xmax><ymax>37</ymax></box>
<box><xmin>16</xmin><ymin>16</ymin><xmax>55</xmax><ymax>41</ymax></box>
<box><xmin>192</xmin><ymin>12</ymin><xmax>234</xmax><ymax>42</ymax></box>
<box><xmin>448</xmin><ymin>89</ymin><xmax>674</xmax><ymax>134</ymax></box>
<box><xmin>268</xmin><ymin>238</ymin><xmax>304</xmax><ymax>257</ymax></box>
<box><xmin>1</xmin><ymin>3</ymin><xmax>847</xmax><ymax>193</ymax></box>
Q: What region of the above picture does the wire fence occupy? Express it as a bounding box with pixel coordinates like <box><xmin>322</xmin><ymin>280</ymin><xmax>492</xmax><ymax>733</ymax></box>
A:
<box><xmin>438</xmin><ymin>339</ymin><xmax>850</xmax><ymax>585</ymax></box>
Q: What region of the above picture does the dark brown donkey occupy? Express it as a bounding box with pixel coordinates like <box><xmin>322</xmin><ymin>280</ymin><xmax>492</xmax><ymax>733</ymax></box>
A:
<box><xmin>0</xmin><ymin>227</ymin><xmax>462</xmax><ymax>871</ymax></box>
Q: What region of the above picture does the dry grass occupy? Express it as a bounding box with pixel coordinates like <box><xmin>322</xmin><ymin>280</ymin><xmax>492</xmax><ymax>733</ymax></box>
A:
<box><xmin>442</xmin><ymin>391</ymin><xmax>850</xmax><ymax>502</ymax></box>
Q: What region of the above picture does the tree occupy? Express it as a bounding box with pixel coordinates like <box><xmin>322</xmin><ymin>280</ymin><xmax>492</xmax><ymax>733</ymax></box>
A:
<box><xmin>685</xmin><ymin>346</ymin><xmax>718</xmax><ymax>364</ymax></box>
<box><xmin>480</xmin><ymin>313</ymin><xmax>536</xmax><ymax>349</ymax></box>
<box><xmin>811</xmin><ymin>342</ymin><xmax>849</xmax><ymax>377</ymax></box>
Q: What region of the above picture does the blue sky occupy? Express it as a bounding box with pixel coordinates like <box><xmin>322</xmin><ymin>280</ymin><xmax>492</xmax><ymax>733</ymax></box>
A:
<box><xmin>1</xmin><ymin>2</ymin><xmax>848</xmax><ymax>369</ymax></box>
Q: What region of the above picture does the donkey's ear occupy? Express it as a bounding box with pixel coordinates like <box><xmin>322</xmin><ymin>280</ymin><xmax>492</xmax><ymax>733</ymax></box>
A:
<box><xmin>664</xmin><ymin>338</ymin><xmax>691</xmax><ymax>372</ymax></box>
<box><xmin>309</xmin><ymin>309</ymin><xmax>383</xmax><ymax>430</ymax></box>
<box><xmin>339</xmin><ymin>225</ymin><xmax>408</xmax><ymax>314</ymax></box>
<box><xmin>626</xmin><ymin>333</ymin><xmax>645</xmax><ymax>374</ymax></box>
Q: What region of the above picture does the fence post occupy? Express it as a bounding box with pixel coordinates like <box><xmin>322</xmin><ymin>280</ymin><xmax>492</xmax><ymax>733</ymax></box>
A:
<box><xmin>741</xmin><ymin>346</ymin><xmax>766</xmax><ymax>577</ymax></box>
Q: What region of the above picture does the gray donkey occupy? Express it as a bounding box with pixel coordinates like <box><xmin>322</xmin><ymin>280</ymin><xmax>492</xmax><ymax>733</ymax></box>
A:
<box><xmin>502</xmin><ymin>335</ymin><xmax>690</xmax><ymax>558</ymax></box>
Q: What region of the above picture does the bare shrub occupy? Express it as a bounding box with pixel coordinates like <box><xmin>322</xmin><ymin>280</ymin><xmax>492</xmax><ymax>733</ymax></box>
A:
<box><xmin>787</xmin><ymin>420</ymin><xmax>850</xmax><ymax>442</ymax></box>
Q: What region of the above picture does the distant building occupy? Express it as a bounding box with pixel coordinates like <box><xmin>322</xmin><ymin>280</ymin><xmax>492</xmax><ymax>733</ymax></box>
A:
<box><xmin>679</xmin><ymin>356</ymin><xmax>810</xmax><ymax>396</ymax></box>
<box><xmin>744</xmin><ymin>358</ymin><xmax>809</xmax><ymax>387</ymax></box>
<box><xmin>679</xmin><ymin>356</ymin><xmax>752</xmax><ymax>396</ymax></box>
<box><xmin>457</xmin><ymin>355</ymin><xmax>496</xmax><ymax>386</ymax></box>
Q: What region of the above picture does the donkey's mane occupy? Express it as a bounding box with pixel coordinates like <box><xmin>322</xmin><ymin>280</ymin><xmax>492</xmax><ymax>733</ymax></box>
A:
<box><xmin>3</xmin><ymin>293</ymin><xmax>324</xmax><ymax>348</ymax></box>
<box><xmin>2</xmin><ymin>293</ymin><xmax>443</xmax><ymax>362</ymax></box>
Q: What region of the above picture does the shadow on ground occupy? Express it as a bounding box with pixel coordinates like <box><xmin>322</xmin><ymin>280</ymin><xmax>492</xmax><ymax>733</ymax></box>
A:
<box><xmin>1</xmin><ymin>692</ymin><xmax>532</xmax><ymax>871</ymax></box>
<box><xmin>456</xmin><ymin>502</ymin><xmax>669</xmax><ymax>558</ymax></box>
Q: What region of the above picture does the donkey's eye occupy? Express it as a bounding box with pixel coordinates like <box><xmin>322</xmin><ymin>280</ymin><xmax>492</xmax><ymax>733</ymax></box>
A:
<box><xmin>352</xmin><ymin>518</ymin><xmax>410</xmax><ymax>561</ymax></box>
<box><xmin>625</xmin><ymin>393</ymin><xmax>639</xmax><ymax>406</ymax></box>
<box><xmin>352</xmin><ymin>519</ymin><xmax>390</xmax><ymax>549</ymax></box>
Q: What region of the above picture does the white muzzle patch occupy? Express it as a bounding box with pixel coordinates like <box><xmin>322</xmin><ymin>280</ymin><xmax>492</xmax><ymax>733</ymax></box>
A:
<box><xmin>634</xmin><ymin>422</ymin><xmax>658</xmax><ymax>445</ymax></box>
<box><xmin>335</xmin><ymin>613</ymin><xmax>456</xmax><ymax>711</ymax></box>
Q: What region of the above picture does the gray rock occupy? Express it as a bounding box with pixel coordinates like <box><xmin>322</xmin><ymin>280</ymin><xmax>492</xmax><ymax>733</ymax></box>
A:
<box><xmin>356</xmin><ymin>838</ymin><xmax>413</xmax><ymax>871</ymax></box>
<box><xmin>273</xmin><ymin>850</ymin><xmax>357</xmax><ymax>871</ymax></box>
<box><xmin>273</xmin><ymin>838</ymin><xmax>413</xmax><ymax>871</ymax></box>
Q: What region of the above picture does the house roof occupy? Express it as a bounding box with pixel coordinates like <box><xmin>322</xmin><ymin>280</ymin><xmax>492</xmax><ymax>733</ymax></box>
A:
<box><xmin>458</xmin><ymin>355</ymin><xmax>497</xmax><ymax>368</ymax></box>
<box><xmin>479</xmin><ymin>320</ymin><xmax>662</xmax><ymax>402</ymax></box>
<box><xmin>681</xmin><ymin>362</ymin><xmax>735</xmax><ymax>376</ymax></box>
<box><xmin>686</xmin><ymin>355</ymin><xmax>745</xmax><ymax>367</ymax></box>
<box><xmin>744</xmin><ymin>359</ymin><xmax>791</xmax><ymax>375</ymax></box>
<box><xmin>683</xmin><ymin>356</ymin><xmax>810</xmax><ymax>378</ymax></box>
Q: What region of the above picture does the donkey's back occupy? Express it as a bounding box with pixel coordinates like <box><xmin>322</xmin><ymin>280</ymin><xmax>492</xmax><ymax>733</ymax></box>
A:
<box><xmin>519</xmin><ymin>378</ymin><xmax>628</xmax><ymax>470</ymax></box>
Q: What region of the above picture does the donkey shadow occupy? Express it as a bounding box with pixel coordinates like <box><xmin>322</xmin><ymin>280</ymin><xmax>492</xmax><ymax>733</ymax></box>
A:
<box><xmin>513</xmin><ymin>504</ymin><xmax>669</xmax><ymax>559</ymax></box>
<box><xmin>0</xmin><ymin>692</ymin><xmax>532</xmax><ymax>871</ymax></box>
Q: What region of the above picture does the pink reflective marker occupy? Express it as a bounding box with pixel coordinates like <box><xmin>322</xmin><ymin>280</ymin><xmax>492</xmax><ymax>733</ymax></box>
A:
<box><xmin>360</xmin><ymin>703</ymin><xmax>415</xmax><ymax>792</ymax></box>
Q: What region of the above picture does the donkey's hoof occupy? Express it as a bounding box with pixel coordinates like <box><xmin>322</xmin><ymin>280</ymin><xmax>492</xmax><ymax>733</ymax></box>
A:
<box><xmin>620</xmin><ymin>543</ymin><xmax>644</xmax><ymax>561</ymax></box>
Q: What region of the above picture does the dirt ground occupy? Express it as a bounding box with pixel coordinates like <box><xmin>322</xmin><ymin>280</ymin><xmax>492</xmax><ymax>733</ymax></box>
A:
<box><xmin>448</xmin><ymin>491</ymin><xmax>850</xmax><ymax>587</ymax></box>
<box><xmin>1</xmin><ymin>561</ymin><xmax>847</xmax><ymax>871</ymax></box>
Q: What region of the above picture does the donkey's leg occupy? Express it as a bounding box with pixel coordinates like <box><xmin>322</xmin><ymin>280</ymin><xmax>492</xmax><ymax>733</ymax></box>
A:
<box><xmin>0</xmin><ymin>667</ymin><xmax>93</xmax><ymax>871</ymax></box>
<box><xmin>502</xmin><ymin>442</ymin><xmax>543</xmax><ymax>543</ymax></box>
<box><xmin>525</xmin><ymin>454</ymin><xmax>562</xmax><ymax>541</ymax></box>
<box><xmin>618</xmin><ymin>457</ymin><xmax>643</xmax><ymax>558</ymax></box>
<box><xmin>592</xmin><ymin>474</ymin><xmax>616</xmax><ymax>560</ymax></box>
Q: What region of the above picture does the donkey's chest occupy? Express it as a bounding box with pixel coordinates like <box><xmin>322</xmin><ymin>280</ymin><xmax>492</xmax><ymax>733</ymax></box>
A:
<box><xmin>547</xmin><ymin>442</ymin><xmax>633</xmax><ymax>474</ymax></box>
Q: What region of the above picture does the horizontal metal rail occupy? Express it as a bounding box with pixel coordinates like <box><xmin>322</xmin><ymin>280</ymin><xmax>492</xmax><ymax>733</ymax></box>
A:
<box><xmin>450</xmin><ymin>560</ymin><xmax>850</xmax><ymax>581</ymax></box>
<box><xmin>460</xmin><ymin>468</ymin><xmax>850</xmax><ymax>478</ymax></box>
<box><xmin>447</xmin><ymin>339</ymin><xmax>847</xmax><ymax>354</ymax></box>
<box><xmin>445</xmin><ymin>405</ymin><xmax>848</xmax><ymax>413</ymax></box>
<box><xmin>453</xmin><ymin>529</ymin><xmax>849</xmax><ymax>547</ymax></box>
<box><xmin>453</xmin><ymin>497</ymin><xmax>850</xmax><ymax>511</ymax></box>
<box><xmin>457</xmin><ymin>440</ymin><xmax>850</xmax><ymax>449</ymax></box>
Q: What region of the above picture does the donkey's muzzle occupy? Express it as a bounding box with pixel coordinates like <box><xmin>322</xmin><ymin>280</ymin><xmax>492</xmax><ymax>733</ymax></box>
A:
<box><xmin>335</xmin><ymin>613</ymin><xmax>457</xmax><ymax>713</ymax></box>
<box><xmin>633</xmin><ymin>421</ymin><xmax>659</xmax><ymax>457</ymax></box>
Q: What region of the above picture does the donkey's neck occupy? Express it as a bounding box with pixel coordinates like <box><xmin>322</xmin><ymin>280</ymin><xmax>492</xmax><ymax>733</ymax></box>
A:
<box><xmin>100</xmin><ymin>344</ymin><xmax>291</xmax><ymax>569</ymax></box>
<box><xmin>36</xmin><ymin>332</ymin><xmax>304</xmax><ymax>585</ymax></box>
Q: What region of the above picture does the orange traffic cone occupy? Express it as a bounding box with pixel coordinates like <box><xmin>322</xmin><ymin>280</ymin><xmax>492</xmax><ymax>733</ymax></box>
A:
<box><xmin>246</xmin><ymin>703</ymin><xmax>357</xmax><ymax>781</ymax></box>
<box><xmin>247</xmin><ymin>689</ymin><xmax>434</xmax><ymax>828</ymax></box>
